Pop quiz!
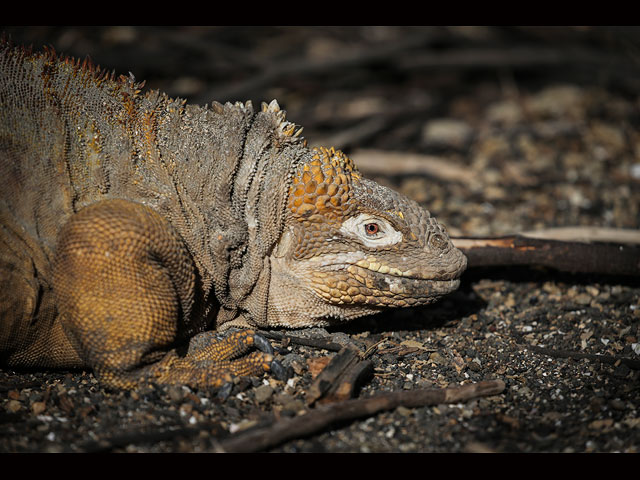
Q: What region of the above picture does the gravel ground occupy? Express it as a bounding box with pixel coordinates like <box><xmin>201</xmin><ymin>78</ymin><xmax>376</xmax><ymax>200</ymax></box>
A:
<box><xmin>1</xmin><ymin>26</ymin><xmax>639</xmax><ymax>453</ymax></box>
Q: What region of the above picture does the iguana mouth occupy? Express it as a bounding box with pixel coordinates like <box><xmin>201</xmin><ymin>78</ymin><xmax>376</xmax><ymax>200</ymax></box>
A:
<box><xmin>348</xmin><ymin>262</ymin><xmax>464</xmax><ymax>282</ymax></box>
<box><xmin>348</xmin><ymin>263</ymin><xmax>462</xmax><ymax>291</ymax></box>
<box><xmin>307</xmin><ymin>262</ymin><xmax>463</xmax><ymax>308</ymax></box>
<box><xmin>314</xmin><ymin>251</ymin><xmax>466</xmax><ymax>283</ymax></box>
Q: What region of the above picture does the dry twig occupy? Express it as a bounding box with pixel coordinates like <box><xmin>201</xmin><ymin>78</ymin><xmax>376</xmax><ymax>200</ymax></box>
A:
<box><xmin>306</xmin><ymin>346</ymin><xmax>372</xmax><ymax>406</ymax></box>
<box><xmin>453</xmin><ymin>235</ymin><xmax>640</xmax><ymax>276</ymax></box>
<box><xmin>351</xmin><ymin>149</ymin><xmax>477</xmax><ymax>186</ymax></box>
<box><xmin>219</xmin><ymin>379</ymin><xmax>506</xmax><ymax>453</ymax></box>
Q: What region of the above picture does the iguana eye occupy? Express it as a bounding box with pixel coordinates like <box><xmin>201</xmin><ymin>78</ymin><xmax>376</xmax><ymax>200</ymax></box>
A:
<box><xmin>340</xmin><ymin>214</ymin><xmax>402</xmax><ymax>247</ymax></box>
<box><xmin>364</xmin><ymin>223</ymin><xmax>380</xmax><ymax>236</ymax></box>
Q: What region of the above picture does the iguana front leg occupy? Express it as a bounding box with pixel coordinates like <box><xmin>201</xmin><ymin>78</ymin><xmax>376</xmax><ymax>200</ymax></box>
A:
<box><xmin>53</xmin><ymin>199</ymin><xmax>278</xmax><ymax>390</ymax></box>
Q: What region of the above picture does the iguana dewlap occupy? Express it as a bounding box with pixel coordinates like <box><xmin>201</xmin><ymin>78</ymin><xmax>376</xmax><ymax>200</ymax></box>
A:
<box><xmin>0</xmin><ymin>42</ymin><xmax>467</xmax><ymax>390</ymax></box>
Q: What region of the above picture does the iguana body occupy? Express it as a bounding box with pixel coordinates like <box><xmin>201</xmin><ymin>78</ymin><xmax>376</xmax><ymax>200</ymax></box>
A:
<box><xmin>0</xmin><ymin>42</ymin><xmax>466</xmax><ymax>390</ymax></box>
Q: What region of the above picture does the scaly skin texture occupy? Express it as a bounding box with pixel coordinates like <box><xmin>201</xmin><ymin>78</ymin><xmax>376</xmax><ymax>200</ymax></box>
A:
<box><xmin>0</xmin><ymin>41</ymin><xmax>466</xmax><ymax>390</ymax></box>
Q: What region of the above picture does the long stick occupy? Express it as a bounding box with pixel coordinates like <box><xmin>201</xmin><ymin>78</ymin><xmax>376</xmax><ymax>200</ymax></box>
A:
<box><xmin>452</xmin><ymin>235</ymin><xmax>640</xmax><ymax>276</ymax></box>
<box><xmin>218</xmin><ymin>379</ymin><xmax>505</xmax><ymax>453</ymax></box>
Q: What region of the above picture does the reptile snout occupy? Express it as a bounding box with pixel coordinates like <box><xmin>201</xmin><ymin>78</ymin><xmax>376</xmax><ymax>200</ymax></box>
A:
<box><xmin>450</xmin><ymin>243</ymin><xmax>468</xmax><ymax>278</ymax></box>
<box><xmin>421</xmin><ymin>221</ymin><xmax>467</xmax><ymax>281</ymax></box>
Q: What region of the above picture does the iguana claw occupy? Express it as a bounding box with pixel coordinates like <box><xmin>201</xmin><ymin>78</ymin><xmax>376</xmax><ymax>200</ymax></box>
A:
<box><xmin>252</xmin><ymin>333</ymin><xmax>275</xmax><ymax>355</ymax></box>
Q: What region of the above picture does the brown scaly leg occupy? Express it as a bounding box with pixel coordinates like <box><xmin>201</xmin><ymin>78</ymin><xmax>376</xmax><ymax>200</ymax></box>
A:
<box><xmin>52</xmin><ymin>198</ymin><xmax>283</xmax><ymax>391</ymax></box>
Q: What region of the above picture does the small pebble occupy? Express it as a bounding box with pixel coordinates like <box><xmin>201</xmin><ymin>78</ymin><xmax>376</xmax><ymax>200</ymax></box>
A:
<box><xmin>31</xmin><ymin>401</ymin><xmax>46</xmax><ymax>415</ymax></box>
<box><xmin>254</xmin><ymin>385</ymin><xmax>274</xmax><ymax>404</ymax></box>
<box><xmin>6</xmin><ymin>400</ymin><xmax>21</xmax><ymax>413</ymax></box>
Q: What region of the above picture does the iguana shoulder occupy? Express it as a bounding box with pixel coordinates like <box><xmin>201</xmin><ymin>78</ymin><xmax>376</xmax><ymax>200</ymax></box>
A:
<box><xmin>0</xmin><ymin>40</ymin><xmax>466</xmax><ymax>390</ymax></box>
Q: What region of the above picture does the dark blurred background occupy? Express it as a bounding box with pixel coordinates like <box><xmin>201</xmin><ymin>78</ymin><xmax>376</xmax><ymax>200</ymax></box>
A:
<box><xmin>4</xmin><ymin>26</ymin><xmax>639</xmax><ymax>147</ymax></box>
<box><xmin>3</xmin><ymin>26</ymin><xmax>639</xmax><ymax>235</ymax></box>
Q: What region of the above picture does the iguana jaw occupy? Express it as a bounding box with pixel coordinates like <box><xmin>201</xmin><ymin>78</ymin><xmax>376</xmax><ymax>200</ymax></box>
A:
<box><xmin>308</xmin><ymin>250</ymin><xmax>465</xmax><ymax>282</ymax></box>
<box><xmin>264</xmin><ymin>244</ymin><xmax>466</xmax><ymax>328</ymax></box>
<box><xmin>286</xmin><ymin>248</ymin><xmax>465</xmax><ymax>308</ymax></box>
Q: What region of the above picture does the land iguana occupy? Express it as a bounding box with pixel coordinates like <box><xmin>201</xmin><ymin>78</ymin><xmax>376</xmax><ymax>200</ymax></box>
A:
<box><xmin>0</xmin><ymin>41</ymin><xmax>467</xmax><ymax>390</ymax></box>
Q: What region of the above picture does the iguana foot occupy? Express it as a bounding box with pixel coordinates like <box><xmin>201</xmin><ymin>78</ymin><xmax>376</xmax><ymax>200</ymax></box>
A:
<box><xmin>126</xmin><ymin>330</ymin><xmax>288</xmax><ymax>392</ymax></box>
<box><xmin>184</xmin><ymin>329</ymin><xmax>289</xmax><ymax>384</ymax></box>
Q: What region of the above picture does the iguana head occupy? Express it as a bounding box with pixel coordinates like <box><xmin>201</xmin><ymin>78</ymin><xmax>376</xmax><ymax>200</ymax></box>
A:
<box><xmin>267</xmin><ymin>146</ymin><xmax>467</xmax><ymax>328</ymax></box>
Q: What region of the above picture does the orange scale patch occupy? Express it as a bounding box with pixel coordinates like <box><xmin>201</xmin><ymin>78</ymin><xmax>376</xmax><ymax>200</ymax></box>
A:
<box><xmin>292</xmin><ymin>184</ymin><xmax>305</xmax><ymax>197</ymax></box>
<box><xmin>305</xmin><ymin>180</ymin><xmax>318</xmax><ymax>194</ymax></box>
<box><xmin>311</xmin><ymin>165</ymin><xmax>325</xmax><ymax>181</ymax></box>
<box><xmin>289</xmin><ymin>146</ymin><xmax>359</xmax><ymax>219</ymax></box>
<box><xmin>316</xmin><ymin>183</ymin><xmax>328</xmax><ymax>195</ymax></box>
<box><xmin>315</xmin><ymin>195</ymin><xmax>331</xmax><ymax>211</ymax></box>
<box><xmin>297</xmin><ymin>203</ymin><xmax>315</xmax><ymax>216</ymax></box>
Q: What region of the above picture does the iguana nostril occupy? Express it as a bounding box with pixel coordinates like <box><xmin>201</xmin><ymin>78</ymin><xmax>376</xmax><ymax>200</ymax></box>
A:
<box><xmin>429</xmin><ymin>233</ymin><xmax>448</xmax><ymax>251</ymax></box>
